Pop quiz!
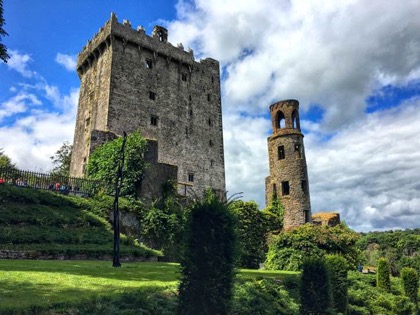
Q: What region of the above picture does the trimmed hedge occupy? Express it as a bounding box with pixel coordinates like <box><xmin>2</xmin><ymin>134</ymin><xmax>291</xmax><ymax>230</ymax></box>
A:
<box><xmin>326</xmin><ymin>254</ymin><xmax>349</xmax><ymax>314</ymax></box>
<box><xmin>377</xmin><ymin>257</ymin><xmax>391</xmax><ymax>292</ymax></box>
<box><xmin>400</xmin><ymin>267</ymin><xmax>418</xmax><ymax>307</ymax></box>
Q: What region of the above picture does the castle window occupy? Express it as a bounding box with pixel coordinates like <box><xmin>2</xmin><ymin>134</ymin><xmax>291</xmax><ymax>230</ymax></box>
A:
<box><xmin>209</xmin><ymin>140</ymin><xmax>214</xmax><ymax>147</ymax></box>
<box><xmin>278</xmin><ymin>145</ymin><xmax>285</xmax><ymax>160</ymax></box>
<box><xmin>294</xmin><ymin>144</ymin><xmax>302</xmax><ymax>158</ymax></box>
<box><xmin>292</xmin><ymin>109</ymin><xmax>300</xmax><ymax>129</ymax></box>
<box><xmin>211</xmin><ymin>76</ymin><xmax>214</xmax><ymax>84</ymax></box>
<box><xmin>85</xmin><ymin>117</ymin><xmax>90</xmax><ymax>128</ymax></box>
<box><xmin>149</xmin><ymin>91</ymin><xmax>156</xmax><ymax>100</ymax></box>
<box><xmin>181</xmin><ymin>73</ymin><xmax>188</xmax><ymax>81</ymax></box>
<box><xmin>301</xmin><ymin>180</ymin><xmax>307</xmax><ymax>194</ymax></box>
<box><xmin>272</xmin><ymin>183</ymin><xmax>277</xmax><ymax>198</ymax></box>
<box><xmin>189</xmin><ymin>109</ymin><xmax>193</xmax><ymax>116</ymax></box>
<box><xmin>188</xmin><ymin>173</ymin><xmax>194</xmax><ymax>182</ymax></box>
<box><xmin>211</xmin><ymin>159</ymin><xmax>215</xmax><ymax>167</ymax></box>
<box><xmin>189</xmin><ymin>95</ymin><xmax>192</xmax><ymax>102</ymax></box>
<box><xmin>151</xmin><ymin>116</ymin><xmax>158</xmax><ymax>126</ymax></box>
<box><xmin>208</xmin><ymin>118</ymin><xmax>212</xmax><ymax>126</ymax></box>
<box><xmin>146</xmin><ymin>59</ymin><xmax>153</xmax><ymax>69</ymax></box>
<box><xmin>304</xmin><ymin>210</ymin><xmax>310</xmax><ymax>223</ymax></box>
<box><xmin>281</xmin><ymin>181</ymin><xmax>289</xmax><ymax>196</ymax></box>
<box><xmin>276</xmin><ymin>111</ymin><xmax>285</xmax><ymax>129</ymax></box>
<box><xmin>207</xmin><ymin>94</ymin><xmax>211</xmax><ymax>102</ymax></box>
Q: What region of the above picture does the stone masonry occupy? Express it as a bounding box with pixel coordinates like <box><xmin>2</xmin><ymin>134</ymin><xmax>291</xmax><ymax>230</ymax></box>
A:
<box><xmin>265</xmin><ymin>100</ymin><xmax>312</xmax><ymax>229</ymax></box>
<box><xmin>69</xmin><ymin>13</ymin><xmax>226</xmax><ymax>199</ymax></box>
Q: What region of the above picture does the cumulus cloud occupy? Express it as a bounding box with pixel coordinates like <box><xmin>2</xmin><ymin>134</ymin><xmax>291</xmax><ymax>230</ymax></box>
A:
<box><xmin>168</xmin><ymin>0</ymin><xmax>420</xmax><ymax>129</ymax></box>
<box><xmin>0</xmin><ymin>50</ymin><xmax>79</xmax><ymax>172</ymax></box>
<box><xmin>166</xmin><ymin>0</ymin><xmax>420</xmax><ymax>231</ymax></box>
<box><xmin>55</xmin><ymin>53</ymin><xmax>77</xmax><ymax>72</ymax></box>
<box><xmin>6</xmin><ymin>50</ymin><xmax>36</xmax><ymax>78</ymax></box>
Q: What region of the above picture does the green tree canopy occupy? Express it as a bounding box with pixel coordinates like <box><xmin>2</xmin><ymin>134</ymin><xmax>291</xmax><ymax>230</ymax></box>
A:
<box><xmin>0</xmin><ymin>0</ymin><xmax>9</xmax><ymax>63</ymax></box>
<box><xmin>0</xmin><ymin>148</ymin><xmax>16</xmax><ymax>169</ymax></box>
<box><xmin>50</xmin><ymin>141</ymin><xmax>72</xmax><ymax>177</ymax></box>
<box><xmin>265</xmin><ymin>223</ymin><xmax>361</xmax><ymax>271</ymax></box>
<box><xmin>87</xmin><ymin>130</ymin><xmax>148</xmax><ymax>197</ymax></box>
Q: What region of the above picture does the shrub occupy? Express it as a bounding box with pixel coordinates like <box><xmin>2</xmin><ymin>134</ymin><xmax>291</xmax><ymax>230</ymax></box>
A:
<box><xmin>400</xmin><ymin>267</ymin><xmax>418</xmax><ymax>306</ymax></box>
<box><xmin>300</xmin><ymin>257</ymin><xmax>333</xmax><ymax>315</ymax></box>
<box><xmin>326</xmin><ymin>254</ymin><xmax>349</xmax><ymax>314</ymax></box>
<box><xmin>265</xmin><ymin>223</ymin><xmax>360</xmax><ymax>271</ymax></box>
<box><xmin>231</xmin><ymin>200</ymin><xmax>281</xmax><ymax>269</ymax></box>
<box><xmin>177</xmin><ymin>191</ymin><xmax>237</xmax><ymax>315</ymax></box>
<box><xmin>377</xmin><ymin>257</ymin><xmax>391</xmax><ymax>292</ymax></box>
<box><xmin>231</xmin><ymin>279</ymin><xmax>299</xmax><ymax>315</ymax></box>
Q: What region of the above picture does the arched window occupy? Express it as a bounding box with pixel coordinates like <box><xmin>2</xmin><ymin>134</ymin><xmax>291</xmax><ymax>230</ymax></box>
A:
<box><xmin>292</xmin><ymin>109</ymin><xmax>300</xmax><ymax>129</ymax></box>
<box><xmin>276</xmin><ymin>111</ymin><xmax>285</xmax><ymax>129</ymax></box>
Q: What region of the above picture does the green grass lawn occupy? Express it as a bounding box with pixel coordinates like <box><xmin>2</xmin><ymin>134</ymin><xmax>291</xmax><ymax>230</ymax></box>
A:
<box><xmin>0</xmin><ymin>259</ymin><xmax>297</xmax><ymax>312</ymax></box>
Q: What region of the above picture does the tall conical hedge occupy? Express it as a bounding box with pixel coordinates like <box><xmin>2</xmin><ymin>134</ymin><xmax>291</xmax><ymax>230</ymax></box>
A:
<box><xmin>377</xmin><ymin>257</ymin><xmax>391</xmax><ymax>292</ymax></box>
<box><xmin>177</xmin><ymin>191</ymin><xmax>237</xmax><ymax>315</ymax></box>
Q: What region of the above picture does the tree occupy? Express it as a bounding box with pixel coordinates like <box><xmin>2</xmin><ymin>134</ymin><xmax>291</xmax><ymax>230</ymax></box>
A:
<box><xmin>50</xmin><ymin>141</ymin><xmax>72</xmax><ymax>177</ymax></box>
<box><xmin>400</xmin><ymin>267</ymin><xmax>418</xmax><ymax>308</ymax></box>
<box><xmin>231</xmin><ymin>200</ymin><xmax>281</xmax><ymax>269</ymax></box>
<box><xmin>265</xmin><ymin>223</ymin><xmax>360</xmax><ymax>271</ymax></box>
<box><xmin>0</xmin><ymin>0</ymin><xmax>9</xmax><ymax>63</ymax></box>
<box><xmin>0</xmin><ymin>148</ymin><xmax>16</xmax><ymax>169</ymax></box>
<box><xmin>326</xmin><ymin>254</ymin><xmax>349</xmax><ymax>314</ymax></box>
<box><xmin>377</xmin><ymin>257</ymin><xmax>391</xmax><ymax>292</ymax></box>
<box><xmin>87</xmin><ymin>130</ymin><xmax>148</xmax><ymax>197</ymax></box>
<box><xmin>178</xmin><ymin>191</ymin><xmax>237</xmax><ymax>315</ymax></box>
<box><xmin>300</xmin><ymin>257</ymin><xmax>333</xmax><ymax>315</ymax></box>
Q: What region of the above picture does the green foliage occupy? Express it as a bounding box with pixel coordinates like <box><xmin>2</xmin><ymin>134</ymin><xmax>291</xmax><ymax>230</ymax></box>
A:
<box><xmin>87</xmin><ymin>130</ymin><xmax>148</xmax><ymax>197</ymax></box>
<box><xmin>357</xmin><ymin>229</ymin><xmax>420</xmax><ymax>275</ymax></box>
<box><xmin>265</xmin><ymin>223</ymin><xmax>360</xmax><ymax>271</ymax></box>
<box><xmin>231</xmin><ymin>279</ymin><xmax>299</xmax><ymax>315</ymax></box>
<box><xmin>377</xmin><ymin>257</ymin><xmax>391</xmax><ymax>292</ymax></box>
<box><xmin>231</xmin><ymin>200</ymin><xmax>282</xmax><ymax>269</ymax></box>
<box><xmin>140</xmin><ymin>194</ymin><xmax>185</xmax><ymax>261</ymax></box>
<box><xmin>50</xmin><ymin>141</ymin><xmax>72</xmax><ymax>177</ymax></box>
<box><xmin>300</xmin><ymin>257</ymin><xmax>333</xmax><ymax>315</ymax></box>
<box><xmin>178</xmin><ymin>191</ymin><xmax>237</xmax><ymax>315</ymax></box>
<box><xmin>348</xmin><ymin>271</ymin><xmax>416</xmax><ymax>315</ymax></box>
<box><xmin>326</xmin><ymin>254</ymin><xmax>349</xmax><ymax>314</ymax></box>
<box><xmin>0</xmin><ymin>148</ymin><xmax>16</xmax><ymax>169</ymax></box>
<box><xmin>0</xmin><ymin>0</ymin><xmax>9</xmax><ymax>63</ymax></box>
<box><xmin>400</xmin><ymin>267</ymin><xmax>419</xmax><ymax>307</ymax></box>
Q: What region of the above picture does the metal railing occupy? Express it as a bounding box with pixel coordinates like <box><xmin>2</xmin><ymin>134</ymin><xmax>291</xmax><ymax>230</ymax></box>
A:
<box><xmin>0</xmin><ymin>167</ymin><xmax>101</xmax><ymax>197</ymax></box>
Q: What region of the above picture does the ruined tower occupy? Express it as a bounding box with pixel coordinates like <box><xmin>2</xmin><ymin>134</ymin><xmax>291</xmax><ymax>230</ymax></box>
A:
<box><xmin>70</xmin><ymin>13</ymin><xmax>226</xmax><ymax>198</ymax></box>
<box><xmin>265</xmin><ymin>99</ymin><xmax>312</xmax><ymax>229</ymax></box>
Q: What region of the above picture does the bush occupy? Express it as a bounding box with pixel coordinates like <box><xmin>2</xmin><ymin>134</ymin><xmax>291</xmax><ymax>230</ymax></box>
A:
<box><xmin>177</xmin><ymin>191</ymin><xmax>237</xmax><ymax>315</ymax></box>
<box><xmin>326</xmin><ymin>254</ymin><xmax>349</xmax><ymax>314</ymax></box>
<box><xmin>400</xmin><ymin>267</ymin><xmax>418</xmax><ymax>306</ymax></box>
<box><xmin>231</xmin><ymin>200</ymin><xmax>281</xmax><ymax>269</ymax></box>
<box><xmin>300</xmin><ymin>257</ymin><xmax>333</xmax><ymax>315</ymax></box>
<box><xmin>265</xmin><ymin>223</ymin><xmax>360</xmax><ymax>271</ymax></box>
<box><xmin>231</xmin><ymin>279</ymin><xmax>299</xmax><ymax>315</ymax></box>
<box><xmin>377</xmin><ymin>257</ymin><xmax>391</xmax><ymax>292</ymax></box>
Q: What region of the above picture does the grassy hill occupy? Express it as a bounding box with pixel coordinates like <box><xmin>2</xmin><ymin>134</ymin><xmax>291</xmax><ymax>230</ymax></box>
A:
<box><xmin>0</xmin><ymin>185</ymin><xmax>160</xmax><ymax>260</ymax></box>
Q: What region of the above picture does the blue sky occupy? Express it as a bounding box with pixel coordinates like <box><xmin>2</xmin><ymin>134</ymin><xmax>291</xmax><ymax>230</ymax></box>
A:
<box><xmin>1</xmin><ymin>0</ymin><xmax>419</xmax><ymax>231</ymax></box>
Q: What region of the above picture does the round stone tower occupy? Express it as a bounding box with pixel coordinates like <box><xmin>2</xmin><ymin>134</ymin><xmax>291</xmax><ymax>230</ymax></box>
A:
<box><xmin>265</xmin><ymin>99</ymin><xmax>312</xmax><ymax>229</ymax></box>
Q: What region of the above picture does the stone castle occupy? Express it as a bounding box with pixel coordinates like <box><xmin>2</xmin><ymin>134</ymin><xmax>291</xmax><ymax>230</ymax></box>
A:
<box><xmin>265</xmin><ymin>100</ymin><xmax>312</xmax><ymax>229</ymax></box>
<box><xmin>69</xmin><ymin>13</ymin><xmax>225</xmax><ymax>199</ymax></box>
<box><xmin>69</xmin><ymin>14</ymin><xmax>317</xmax><ymax>229</ymax></box>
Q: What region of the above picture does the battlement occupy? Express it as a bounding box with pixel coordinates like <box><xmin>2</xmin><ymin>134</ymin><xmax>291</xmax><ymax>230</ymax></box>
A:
<box><xmin>77</xmin><ymin>12</ymin><xmax>217</xmax><ymax>77</ymax></box>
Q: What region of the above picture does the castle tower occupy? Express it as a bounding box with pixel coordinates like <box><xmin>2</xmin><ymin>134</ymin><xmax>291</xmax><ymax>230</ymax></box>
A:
<box><xmin>70</xmin><ymin>13</ymin><xmax>226</xmax><ymax>198</ymax></box>
<box><xmin>265</xmin><ymin>99</ymin><xmax>312</xmax><ymax>229</ymax></box>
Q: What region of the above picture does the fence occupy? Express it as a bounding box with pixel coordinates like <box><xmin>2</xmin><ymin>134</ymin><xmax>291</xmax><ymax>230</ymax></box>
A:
<box><xmin>0</xmin><ymin>167</ymin><xmax>102</xmax><ymax>197</ymax></box>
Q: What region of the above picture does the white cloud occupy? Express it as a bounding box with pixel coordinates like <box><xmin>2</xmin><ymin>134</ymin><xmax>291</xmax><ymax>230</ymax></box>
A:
<box><xmin>55</xmin><ymin>53</ymin><xmax>77</xmax><ymax>72</ymax></box>
<box><xmin>168</xmin><ymin>0</ymin><xmax>420</xmax><ymax>129</ymax></box>
<box><xmin>6</xmin><ymin>50</ymin><xmax>36</xmax><ymax>78</ymax></box>
<box><xmin>0</xmin><ymin>93</ymin><xmax>41</xmax><ymax>121</ymax></box>
<box><xmin>0</xmin><ymin>88</ymin><xmax>78</xmax><ymax>172</ymax></box>
<box><xmin>166</xmin><ymin>0</ymin><xmax>420</xmax><ymax>231</ymax></box>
